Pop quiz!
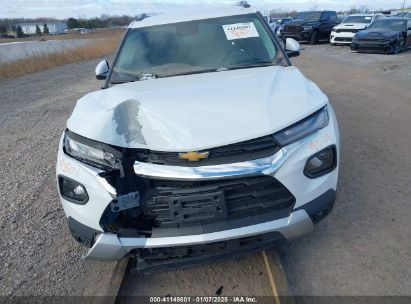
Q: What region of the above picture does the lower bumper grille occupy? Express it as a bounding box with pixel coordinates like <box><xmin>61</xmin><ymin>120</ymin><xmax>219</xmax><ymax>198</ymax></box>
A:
<box><xmin>100</xmin><ymin>175</ymin><xmax>295</xmax><ymax>238</ymax></box>
<box><xmin>144</xmin><ymin>175</ymin><xmax>295</xmax><ymax>228</ymax></box>
<box><xmin>334</xmin><ymin>37</ymin><xmax>353</xmax><ymax>42</ymax></box>
<box><xmin>132</xmin><ymin>231</ymin><xmax>285</xmax><ymax>272</ymax></box>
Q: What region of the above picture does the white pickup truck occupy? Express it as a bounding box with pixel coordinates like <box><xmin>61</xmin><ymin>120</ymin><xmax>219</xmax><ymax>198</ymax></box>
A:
<box><xmin>56</xmin><ymin>4</ymin><xmax>339</xmax><ymax>270</ymax></box>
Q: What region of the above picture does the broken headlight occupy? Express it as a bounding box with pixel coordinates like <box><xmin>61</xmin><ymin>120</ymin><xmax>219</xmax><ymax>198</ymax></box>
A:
<box><xmin>64</xmin><ymin>130</ymin><xmax>122</xmax><ymax>171</ymax></box>
<box><xmin>273</xmin><ymin>106</ymin><xmax>329</xmax><ymax>146</ymax></box>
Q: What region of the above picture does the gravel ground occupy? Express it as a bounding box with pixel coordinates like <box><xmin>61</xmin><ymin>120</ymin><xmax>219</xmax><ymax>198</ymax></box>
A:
<box><xmin>0</xmin><ymin>44</ymin><xmax>410</xmax><ymax>297</ymax></box>
<box><xmin>282</xmin><ymin>44</ymin><xmax>411</xmax><ymax>296</ymax></box>
<box><xmin>0</xmin><ymin>58</ymin><xmax>116</xmax><ymax>296</ymax></box>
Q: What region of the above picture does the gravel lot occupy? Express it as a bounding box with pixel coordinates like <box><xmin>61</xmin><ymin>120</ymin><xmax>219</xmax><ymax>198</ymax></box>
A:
<box><xmin>0</xmin><ymin>44</ymin><xmax>410</xmax><ymax>297</ymax></box>
<box><xmin>0</xmin><ymin>59</ymin><xmax>117</xmax><ymax>296</ymax></box>
<box><xmin>284</xmin><ymin>44</ymin><xmax>411</xmax><ymax>296</ymax></box>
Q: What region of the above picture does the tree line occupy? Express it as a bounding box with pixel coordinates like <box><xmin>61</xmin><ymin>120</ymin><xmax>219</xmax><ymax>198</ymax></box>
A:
<box><xmin>66</xmin><ymin>15</ymin><xmax>135</xmax><ymax>29</ymax></box>
<box><xmin>0</xmin><ymin>15</ymin><xmax>137</xmax><ymax>35</ymax></box>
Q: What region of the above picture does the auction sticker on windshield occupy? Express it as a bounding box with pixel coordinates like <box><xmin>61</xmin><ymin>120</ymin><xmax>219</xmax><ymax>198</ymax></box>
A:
<box><xmin>222</xmin><ymin>22</ymin><xmax>260</xmax><ymax>40</ymax></box>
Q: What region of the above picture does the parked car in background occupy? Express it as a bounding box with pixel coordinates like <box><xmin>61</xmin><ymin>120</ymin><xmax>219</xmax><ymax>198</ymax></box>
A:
<box><xmin>276</xmin><ymin>25</ymin><xmax>284</xmax><ymax>37</ymax></box>
<box><xmin>282</xmin><ymin>11</ymin><xmax>338</xmax><ymax>44</ymax></box>
<box><xmin>351</xmin><ymin>18</ymin><xmax>411</xmax><ymax>54</ymax></box>
<box><xmin>330</xmin><ymin>13</ymin><xmax>385</xmax><ymax>45</ymax></box>
<box><xmin>405</xmin><ymin>13</ymin><xmax>411</xmax><ymax>19</ymax></box>
<box><xmin>336</xmin><ymin>16</ymin><xmax>345</xmax><ymax>24</ymax></box>
<box><xmin>269</xmin><ymin>17</ymin><xmax>292</xmax><ymax>34</ymax></box>
<box><xmin>393</xmin><ymin>12</ymin><xmax>408</xmax><ymax>17</ymax></box>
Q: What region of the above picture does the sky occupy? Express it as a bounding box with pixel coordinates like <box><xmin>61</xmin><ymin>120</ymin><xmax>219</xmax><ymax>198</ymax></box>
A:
<box><xmin>1</xmin><ymin>0</ymin><xmax>409</xmax><ymax>19</ymax></box>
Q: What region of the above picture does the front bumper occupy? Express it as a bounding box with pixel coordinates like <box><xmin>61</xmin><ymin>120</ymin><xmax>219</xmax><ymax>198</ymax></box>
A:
<box><xmin>351</xmin><ymin>39</ymin><xmax>398</xmax><ymax>53</ymax></box>
<box><xmin>330</xmin><ymin>32</ymin><xmax>356</xmax><ymax>44</ymax></box>
<box><xmin>57</xmin><ymin>105</ymin><xmax>339</xmax><ymax>261</ymax></box>
<box><xmin>85</xmin><ymin>189</ymin><xmax>335</xmax><ymax>262</ymax></box>
<box><xmin>88</xmin><ymin>209</ymin><xmax>312</xmax><ymax>261</ymax></box>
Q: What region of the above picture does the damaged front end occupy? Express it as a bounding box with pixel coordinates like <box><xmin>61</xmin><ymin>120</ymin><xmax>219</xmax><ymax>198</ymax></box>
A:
<box><xmin>60</xmin><ymin>129</ymin><xmax>299</xmax><ymax>266</ymax></box>
<box><xmin>96</xmin><ymin>132</ymin><xmax>296</xmax><ymax>237</ymax></box>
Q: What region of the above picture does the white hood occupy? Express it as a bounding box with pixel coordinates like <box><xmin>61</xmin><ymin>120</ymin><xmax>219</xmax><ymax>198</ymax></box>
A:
<box><xmin>334</xmin><ymin>23</ymin><xmax>369</xmax><ymax>30</ymax></box>
<box><xmin>67</xmin><ymin>66</ymin><xmax>327</xmax><ymax>151</ymax></box>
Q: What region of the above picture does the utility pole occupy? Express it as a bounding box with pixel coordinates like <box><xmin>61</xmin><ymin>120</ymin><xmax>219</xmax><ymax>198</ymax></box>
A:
<box><xmin>402</xmin><ymin>0</ymin><xmax>406</xmax><ymax>12</ymax></box>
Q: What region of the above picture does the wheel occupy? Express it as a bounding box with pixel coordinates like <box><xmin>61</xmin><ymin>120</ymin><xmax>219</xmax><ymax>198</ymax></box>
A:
<box><xmin>393</xmin><ymin>38</ymin><xmax>405</xmax><ymax>54</ymax></box>
<box><xmin>309</xmin><ymin>31</ymin><xmax>319</xmax><ymax>45</ymax></box>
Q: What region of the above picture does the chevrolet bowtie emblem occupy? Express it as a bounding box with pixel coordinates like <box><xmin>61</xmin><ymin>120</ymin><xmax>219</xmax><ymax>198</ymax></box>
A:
<box><xmin>179</xmin><ymin>151</ymin><xmax>210</xmax><ymax>162</ymax></box>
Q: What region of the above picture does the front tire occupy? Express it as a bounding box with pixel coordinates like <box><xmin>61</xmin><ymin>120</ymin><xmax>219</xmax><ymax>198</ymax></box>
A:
<box><xmin>393</xmin><ymin>38</ymin><xmax>405</xmax><ymax>54</ymax></box>
<box><xmin>309</xmin><ymin>31</ymin><xmax>319</xmax><ymax>45</ymax></box>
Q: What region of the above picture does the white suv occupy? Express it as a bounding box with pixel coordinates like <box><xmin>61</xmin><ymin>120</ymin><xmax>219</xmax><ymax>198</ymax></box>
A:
<box><xmin>56</xmin><ymin>5</ymin><xmax>339</xmax><ymax>268</ymax></box>
<box><xmin>331</xmin><ymin>13</ymin><xmax>385</xmax><ymax>44</ymax></box>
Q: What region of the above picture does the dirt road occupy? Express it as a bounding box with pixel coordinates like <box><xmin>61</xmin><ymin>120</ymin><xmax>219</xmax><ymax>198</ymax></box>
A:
<box><xmin>0</xmin><ymin>45</ymin><xmax>410</xmax><ymax>297</ymax></box>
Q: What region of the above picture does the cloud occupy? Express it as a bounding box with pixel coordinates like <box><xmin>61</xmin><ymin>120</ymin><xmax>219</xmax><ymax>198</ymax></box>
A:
<box><xmin>1</xmin><ymin>0</ymin><xmax>408</xmax><ymax>18</ymax></box>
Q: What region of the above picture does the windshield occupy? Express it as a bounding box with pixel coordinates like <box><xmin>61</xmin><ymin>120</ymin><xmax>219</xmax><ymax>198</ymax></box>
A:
<box><xmin>343</xmin><ymin>16</ymin><xmax>373</xmax><ymax>24</ymax></box>
<box><xmin>271</xmin><ymin>18</ymin><xmax>283</xmax><ymax>24</ymax></box>
<box><xmin>367</xmin><ymin>19</ymin><xmax>406</xmax><ymax>31</ymax></box>
<box><xmin>110</xmin><ymin>14</ymin><xmax>284</xmax><ymax>84</ymax></box>
<box><xmin>295</xmin><ymin>12</ymin><xmax>322</xmax><ymax>20</ymax></box>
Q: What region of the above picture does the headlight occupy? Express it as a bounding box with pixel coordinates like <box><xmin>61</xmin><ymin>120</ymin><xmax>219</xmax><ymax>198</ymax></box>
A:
<box><xmin>303</xmin><ymin>26</ymin><xmax>312</xmax><ymax>31</ymax></box>
<box><xmin>273</xmin><ymin>107</ymin><xmax>329</xmax><ymax>146</ymax></box>
<box><xmin>64</xmin><ymin>131</ymin><xmax>122</xmax><ymax>171</ymax></box>
<box><xmin>331</xmin><ymin>28</ymin><xmax>336</xmax><ymax>32</ymax></box>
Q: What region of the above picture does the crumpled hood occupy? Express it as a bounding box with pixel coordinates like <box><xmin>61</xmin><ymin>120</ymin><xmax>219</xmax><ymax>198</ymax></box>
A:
<box><xmin>355</xmin><ymin>29</ymin><xmax>400</xmax><ymax>40</ymax></box>
<box><xmin>67</xmin><ymin>66</ymin><xmax>328</xmax><ymax>151</ymax></box>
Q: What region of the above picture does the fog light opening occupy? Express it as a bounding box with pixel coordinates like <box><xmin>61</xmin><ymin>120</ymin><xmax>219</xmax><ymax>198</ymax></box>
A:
<box><xmin>58</xmin><ymin>175</ymin><xmax>89</xmax><ymax>204</ymax></box>
<box><xmin>304</xmin><ymin>145</ymin><xmax>337</xmax><ymax>178</ymax></box>
<box><xmin>312</xmin><ymin>207</ymin><xmax>331</xmax><ymax>224</ymax></box>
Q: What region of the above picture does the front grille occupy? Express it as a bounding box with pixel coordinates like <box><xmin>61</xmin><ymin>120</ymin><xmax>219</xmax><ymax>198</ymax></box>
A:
<box><xmin>334</xmin><ymin>37</ymin><xmax>353</xmax><ymax>42</ymax></box>
<box><xmin>284</xmin><ymin>25</ymin><xmax>302</xmax><ymax>34</ymax></box>
<box><xmin>141</xmin><ymin>135</ymin><xmax>280</xmax><ymax>167</ymax></box>
<box><xmin>143</xmin><ymin>175</ymin><xmax>295</xmax><ymax>228</ymax></box>
<box><xmin>335</xmin><ymin>28</ymin><xmax>360</xmax><ymax>33</ymax></box>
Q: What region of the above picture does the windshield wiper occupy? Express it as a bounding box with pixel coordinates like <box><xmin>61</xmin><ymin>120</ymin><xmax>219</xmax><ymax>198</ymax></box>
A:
<box><xmin>218</xmin><ymin>60</ymin><xmax>275</xmax><ymax>71</ymax></box>
<box><xmin>110</xmin><ymin>73</ymin><xmax>160</xmax><ymax>84</ymax></box>
<box><xmin>162</xmin><ymin>68</ymin><xmax>222</xmax><ymax>78</ymax></box>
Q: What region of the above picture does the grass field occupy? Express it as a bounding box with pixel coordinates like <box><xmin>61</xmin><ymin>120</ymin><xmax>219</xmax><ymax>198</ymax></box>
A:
<box><xmin>0</xmin><ymin>28</ymin><xmax>124</xmax><ymax>81</ymax></box>
<box><xmin>0</xmin><ymin>27</ymin><xmax>124</xmax><ymax>44</ymax></box>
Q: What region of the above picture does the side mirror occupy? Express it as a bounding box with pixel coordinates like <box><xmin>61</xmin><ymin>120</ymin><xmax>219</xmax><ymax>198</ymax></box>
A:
<box><xmin>285</xmin><ymin>38</ymin><xmax>300</xmax><ymax>58</ymax></box>
<box><xmin>95</xmin><ymin>60</ymin><xmax>109</xmax><ymax>80</ymax></box>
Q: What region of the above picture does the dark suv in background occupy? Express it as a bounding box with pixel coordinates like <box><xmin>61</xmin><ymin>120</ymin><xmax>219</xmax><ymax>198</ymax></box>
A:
<box><xmin>283</xmin><ymin>11</ymin><xmax>338</xmax><ymax>44</ymax></box>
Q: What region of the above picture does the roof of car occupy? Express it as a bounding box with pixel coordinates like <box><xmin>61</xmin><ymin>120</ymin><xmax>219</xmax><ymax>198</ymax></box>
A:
<box><xmin>346</xmin><ymin>13</ymin><xmax>381</xmax><ymax>16</ymax></box>
<box><xmin>128</xmin><ymin>6</ymin><xmax>258</xmax><ymax>28</ymax></box>
<box><xmin>379</xmin><ymin>17</ymin><xmax>407</xmax><ymax>21</ymax></box>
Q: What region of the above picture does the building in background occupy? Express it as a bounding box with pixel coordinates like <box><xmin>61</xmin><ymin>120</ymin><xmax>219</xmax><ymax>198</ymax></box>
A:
<box><xmin>12</xmin><ymin>22</ymin><xmax>67</xmax><ymax>35</ymax></box>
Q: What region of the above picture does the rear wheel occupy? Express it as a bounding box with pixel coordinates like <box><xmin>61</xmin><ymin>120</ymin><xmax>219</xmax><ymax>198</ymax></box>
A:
<box><xmin>309</xmin><ymin>31</ymin><xmax>319</xmax><ymax>45</ymax></box>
